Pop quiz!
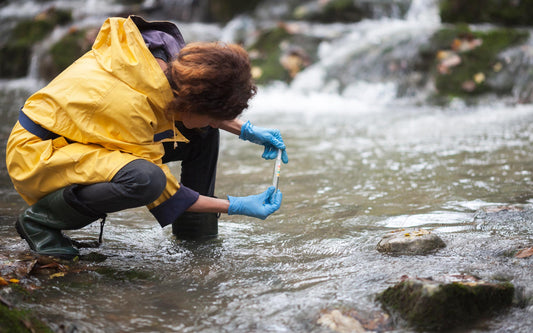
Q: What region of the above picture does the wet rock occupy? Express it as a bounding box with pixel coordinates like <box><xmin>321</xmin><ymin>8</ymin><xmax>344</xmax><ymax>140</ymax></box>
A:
<box><xmin>376</xmin><ymin>228</ymin><xmax>445</xmax><ymax>255</ymax></box>
<box><xmin>376</xmin><ymin>274</ymin><xmax>515</xmax><ymax>332</ymax></box>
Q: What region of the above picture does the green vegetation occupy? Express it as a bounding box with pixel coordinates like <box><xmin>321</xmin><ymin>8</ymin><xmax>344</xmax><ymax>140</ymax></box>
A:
<box><xmin>0</xmin><ymin>299</ymin><xmax>53</xmax><ymax>333</ymax></box>
<box><xmin>295</xmin><ymin>0</ymin><xmax>366</xmax><ymax>23</ymax></box>
<box><xmin>440</xmin><ymin>0</ymin><xmax>533</xmax><ymax>26</ymax></box>
<box><xmin>249</xmin><ymin>27</ymin><xmax>293</xmax><ymax>85</ymax></box>
<box><xmin>49</xmin><ymin>28</ymin><xmax>92</xmax><ymax>75</ymax></box>
<box><xmin>248</xmin><ymin>26</ymin><xmax>321</xmax><ymax>85</ymax></box>
<box><xmin>208</xmin><ymin>0</ymin><xmax>262</xmax><ymax>23</ymax></box>
<box><xmin>0</xmin><ymin>8</ymin><xmax>72</xmax><ymax>78</ymax></box>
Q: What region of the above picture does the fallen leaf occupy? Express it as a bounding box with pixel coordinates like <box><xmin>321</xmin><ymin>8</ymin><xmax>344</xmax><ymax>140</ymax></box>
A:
<box><xmin>251</xmin><ymin>66</ymin><xmax>263</xmax><ymax>79</ymax></box>
<box><xmin>49</xmin><ymin>272</ymin><xmax>65</xmax><ymax>279</ymax></box>
<box><xmin>0</xmin><ymin>277</ymin><xmax>8</xmax><ymax>286</ymax></box>
<box><xmin>462</xmin><ymin>80</ymin><xmax>476</xmax><ymax>92</ymax></box>
<box><xmin>473</xmin><ymin>72</ymin><xmax>485</xmax><ymax>84</ymax></box>
<box><xmin>516</xmin><ymin>247</ymin><xmax>533</xmax><ymax>258</ymax></box>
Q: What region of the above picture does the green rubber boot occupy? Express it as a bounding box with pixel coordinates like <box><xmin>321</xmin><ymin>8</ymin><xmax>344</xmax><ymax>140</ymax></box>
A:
<box><xmin>15</xmin><ymin>187</ymin><xmax>99</xmax><ymax>259</ymax></box>
<box><xmin>172</xmin><ymin>212</ymin><xmax>218</xmax><ymax>240</ymax></box>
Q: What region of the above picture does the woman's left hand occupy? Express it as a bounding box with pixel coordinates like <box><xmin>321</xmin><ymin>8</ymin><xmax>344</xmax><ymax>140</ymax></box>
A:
<box><xmin>239</xmin><ymin>121</ymin><xmax>289</xmax><ymax>163</ymax></box>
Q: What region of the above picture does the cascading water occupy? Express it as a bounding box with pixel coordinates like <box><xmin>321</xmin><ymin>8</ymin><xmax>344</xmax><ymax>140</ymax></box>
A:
<box><xmin>0</xmin><ymin>1</ymin><xmax>532</xmax><ymax>332</ymax></box>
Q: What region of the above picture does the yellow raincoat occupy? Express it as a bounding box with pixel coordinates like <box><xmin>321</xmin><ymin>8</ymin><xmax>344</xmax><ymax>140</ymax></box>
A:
<box><xmin>6</xmin><ymin>16</ymin><xmax>191</xmax><ymax>225</ymax></box>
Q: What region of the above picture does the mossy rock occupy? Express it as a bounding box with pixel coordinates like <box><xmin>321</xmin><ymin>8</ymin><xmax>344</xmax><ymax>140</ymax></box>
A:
<box><xmin>0</xmin><ymin>8</ymin><xmax>72</xmax><ymax>78</ymax></box>
<box><xmin>208</xmin><ymin>0</ymin><xmax>262</xmax><ymax>23</ymax></box>
<box><xmin>377</xmin><ymin>275</ymin><xmax>515</xmax><ymax>331</ymax></box>
<box><xmin>0</xmin><ymin>302</ymin><xmax>53</xmax><ymax>333</ymax></box>
<box><xmin>293</xmin><ymin>0</ymin><xmax>367</xmax><ymax>23</ymax></box>
<box><xmin>440</xmin><ymin>0</ymin><xmax>533</xmax><ymax>26</ymax></box>
<box><xmin>293</xmin><ymin>0</ymin><xmax>411</xmax><ymax>23</ymax></box>
<box><xmin>43</xmin><ymin>28</ymin><xmax>94</xmax><ymax>80</ymax></box>
<box><xmin>248</xmin><ymin>25</ymin><xmax>322</xmax><ymax>85</ymax></box>
<box><xmin>420</xmin><ymin>25</ymin><xmax>529</xmax><ymax>100</ymax></box>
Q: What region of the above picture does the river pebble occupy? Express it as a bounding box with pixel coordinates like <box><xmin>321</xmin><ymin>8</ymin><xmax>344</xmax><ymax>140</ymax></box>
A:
<box><xmin>376</xmin><ymin>228</ymin><xmax>446</xmax><ymax>255</ymax></box>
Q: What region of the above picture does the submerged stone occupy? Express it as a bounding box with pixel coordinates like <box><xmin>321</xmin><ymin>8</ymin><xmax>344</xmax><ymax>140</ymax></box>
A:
<box><xmin>317</xmin><ymin>308</ymin><xmax>392</xmax><ymax>333</ymax></box>
<box><xmin>376</xmin><ymin>275</ymin><xmax>515</xmax><ymax>331</ymax></box>
<box><xmin>376</xmin><ymin>228</ymin><xmax>445</xmax><ymax>255</ymax></box>
<box><xmin>317</xmin><ymin>310</ymin><xmax>366</xmax><ymax>333</ymax></box>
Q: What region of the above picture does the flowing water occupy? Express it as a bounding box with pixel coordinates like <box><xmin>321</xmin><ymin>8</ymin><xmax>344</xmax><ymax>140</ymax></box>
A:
<box><xmin>1</xmin><ymin>1</ymin><xmax>533</xmax><ymax>332</ymax></box>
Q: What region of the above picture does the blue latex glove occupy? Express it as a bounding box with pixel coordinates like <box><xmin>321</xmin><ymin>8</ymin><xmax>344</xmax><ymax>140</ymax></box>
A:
<box><xmin>239</xmin><ymin>121</ymin><xmax>289</xmax><ymax>163</ymax></box>
<box><xmin>228</xmin><ymin>186</ymin><xmax>282</xmax><ymax>220</ymax></box>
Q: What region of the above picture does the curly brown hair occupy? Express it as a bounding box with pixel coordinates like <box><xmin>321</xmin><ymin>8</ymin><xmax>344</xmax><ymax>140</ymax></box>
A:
<box><xmin>166</xmin><ymin>42</ymin><xmax>257</xmax><ymax>120</ymax></box>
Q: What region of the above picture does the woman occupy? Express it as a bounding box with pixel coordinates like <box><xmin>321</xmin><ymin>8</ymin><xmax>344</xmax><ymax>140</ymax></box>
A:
<box><xmin>5</xmin><ymin>15</ymin><xmax>289</xmax><ymax>259</ymax></box>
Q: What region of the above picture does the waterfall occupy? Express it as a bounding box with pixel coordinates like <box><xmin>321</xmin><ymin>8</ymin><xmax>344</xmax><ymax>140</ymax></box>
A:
<box><xmin>405</xmin><ymin>0</ymin><xmax>440</xmax><ymax>24</ymax></box>
<box><xmin>261</xmin><ymin>0</ymin><xmax>443</xmax><ymax>111</ymax></box>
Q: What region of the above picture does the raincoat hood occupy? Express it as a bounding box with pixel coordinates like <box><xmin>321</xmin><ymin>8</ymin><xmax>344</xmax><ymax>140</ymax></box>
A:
<box><xmin>22</xmin><ymin>16</ymin><xmax>188</xmax><ymax>153</ymax></box>
<box><xmin>92</xmin><ymin>16</ymin><xmax>173</xmax><ymax>112</ymax></box>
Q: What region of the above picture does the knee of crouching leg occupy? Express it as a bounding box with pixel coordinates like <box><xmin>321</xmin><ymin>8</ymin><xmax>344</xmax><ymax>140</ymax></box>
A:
<box><xmin>141</xmin><ymin>165</ymin><xmax>166</xmax><ymax>204</ymax></box>
<box><xmin>123</xmin><ymin>160</ymin><xmax>167</xmax><ymax>205</ymax></box>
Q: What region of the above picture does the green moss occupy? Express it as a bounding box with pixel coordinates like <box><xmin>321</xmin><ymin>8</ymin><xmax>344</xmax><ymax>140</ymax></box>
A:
<box><xmin>426</xmin><ymin>25</ymin><xmax>529</xmax><ymax>99</ymax></box>
<box><xmin>0</xmin><ymin>44</ymin><xmax>31</xmax><ymax>78</ymax></box>
<box><xmin>440</xmin><ymin>0</ymin><xmax>533</xmax><ymax>26</ymax></box>
<box><xmin>0</xmin><ymin>303</ymin><xmax>53</xmax><ymax>333</ymax></box>
<box><xmin>248</xmin><ymin>26</ymin><xmax>322</xmax><ymax>85</ymax></box>
<box><xmin>249</xmin><ymin>27</ymin><xmax>292</xmax><ymax>85</ymax></box>
<box><xmin>377</xmin><ymin>280</ymin><xmax>514</xmax><ymax>331</ymax></box>
<box><xmin>115</xmin><ymin>0</ymin><xmax>144</xmax><ymax>4</ymax></box>
<box><xmin>311</xmin><ymin>0</ymin><xmax>365</xmax><ymax>23</ymax></box>
<box><xmin>0</xmin><ymin>8</ymin><xmax>72</xmax><ymax>78</ymax></box>
<box><xmin>208</xmin><ymin>0</ymin><xmax>262</xmax><ymax>23</ymax></box>
<box><xmin>11</xmin><ymin>8</ymin><xmax>71</xmax><ymax>45</ymax></box>
<box><xmin>49</xmin><ymin>29</ymin><xmax>92</xmax><ymax>74</ymax></box>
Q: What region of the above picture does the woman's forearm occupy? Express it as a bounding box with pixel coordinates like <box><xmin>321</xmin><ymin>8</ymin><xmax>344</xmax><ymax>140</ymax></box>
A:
<box><xmin>218</xmin><ymin>118</ymin><xmax>244</xmax><ymax>136</ymax></box>
<box><xmin>186</xmin><ymin>195</ymin><xmax>230</xmax><ymax>213</ymax></box>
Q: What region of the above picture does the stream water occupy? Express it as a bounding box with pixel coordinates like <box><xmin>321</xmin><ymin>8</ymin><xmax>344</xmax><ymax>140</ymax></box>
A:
<box><xmin>1</xmin><ymin>1</ymin><xmax>532</xmax><ymax>332</ymax></box>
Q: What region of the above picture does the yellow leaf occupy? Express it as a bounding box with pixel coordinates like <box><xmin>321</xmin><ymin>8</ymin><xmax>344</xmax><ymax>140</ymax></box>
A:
<box><xmin>9</xmin><ymin>279</ymin><xmax>20</xmax><ymax>284</ymax></box>
<box><xmin>0</xmin><ymin>277</ymin><xmax>8</xmax><ymax>286</ymax></box>
<box><xmin>49</xmin><ymin>272</ymin><xmax>65</xmax><ymax>279</ymax></box>
<box><xmin>251</xmin><ymin>66</ymin><xmax>263</xmax><ymax>79</ymax></box>
<box><xmin>474</xmin><ymin>72</ymin><xmax>485</xmax><ymax>84</ymax></box>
